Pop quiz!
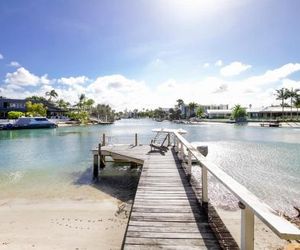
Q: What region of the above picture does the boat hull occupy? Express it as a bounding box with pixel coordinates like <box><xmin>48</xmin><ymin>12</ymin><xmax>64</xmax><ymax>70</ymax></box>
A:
<box><xmin>2</xmin><ymin>124</ymin><xmax>57</xmax><ymax>130</ymax></box>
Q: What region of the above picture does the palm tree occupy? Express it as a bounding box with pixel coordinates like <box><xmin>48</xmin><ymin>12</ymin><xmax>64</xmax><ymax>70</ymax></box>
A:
<box><xmin>287</xmin><ymin>88</ymin><xmax>299</xmax><ymax>120</ymax></box>
<box><xmin>275</xmin><ymin>88</ymin><xmax>289</xmax><ymax>120</ymax></box>
<box><xmin>293</xmin><ymin>95</ymin><xmax>300</xmax><ymax>120</ymax></box>
<box><xmin>45</xmin><ymin>89</ymin><xmax>58</xmax><ymax>102</ymax></box>
<box><xmin>78</xmin><ymin>94</ymin><xmax>86</xmax><ymax>111</ymax></box>
<box><xmin>188</xmin><ymin>102</ymin><xmax>198</xmax><ymax>117</ymax></box>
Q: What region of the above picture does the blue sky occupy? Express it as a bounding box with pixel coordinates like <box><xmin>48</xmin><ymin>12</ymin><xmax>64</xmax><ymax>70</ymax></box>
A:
<box><xmin>1</xmin><ymin>0</ymin><xmax>300</xmax><ymax>110</ymax></box>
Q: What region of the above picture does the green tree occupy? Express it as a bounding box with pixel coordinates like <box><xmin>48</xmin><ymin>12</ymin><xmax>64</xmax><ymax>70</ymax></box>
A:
<box><xmin>56</xmin><ymin>99</ymin><xmax>70</xmax><ymax>109</ymax></box>
<box><xmin>67</xmin><ymin>111</ymin><xmax>89</xmax><ymax>124</ymax></box>
<box><xmin>275</xmin><ymin>88</ymin><xmax>289</xmax><ymax>119</ymax></box>
<box><xmin>188</xmin><ymin>102</ymin><xmax>198</xmax><ymax>117</ymax></box>
<box><xmin>45</xmin><ymin>89</ymin><xmax>58</xmax><ymax>102</ymax></box>
<box><xmin>26</xmin><ymin>96</ymin><xmax>47</xmax><ymax>102</ymax></box>
<box><xmin>91</xmin><ymin>104</ymin><xmax>115</xmax><ymax>122</ymax></box>
<box><xmin>176</xmin><ymin>99</ymin><xmax>184</xmax><ymax>107</ymax></box>
<box><xmin>25</xmin><ymin>101</ymin><xmax>47</xmax><ymax>117</ymax></box>
<box><xmin>196</xmin><ymin>106</ymin><xmax>205</xmax><ymax>118</ymax></box>
<box><xmin>8</xmin><ymin>111</ymin><xmax>24</xmax><ymax>119</ymax></box>
<box><xmin>231</xmin><ymin>104</ymin><xmax>247</xmax><ymax>122</ymax></box>
<box><xmin>84</xmin><ymin>98</ymin><xmax>95</xmax><ymax>113</ymax></box>
<box><xmin>293</xmin><ymin>95</ymin><xmax>300</xmax><ymax>120</ymax></box>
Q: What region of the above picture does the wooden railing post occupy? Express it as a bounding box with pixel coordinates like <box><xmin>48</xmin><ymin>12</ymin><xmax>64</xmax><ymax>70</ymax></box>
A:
<box><xmin>180</xmin><ymin>142</ymin><xmax>184</xmax><ymax>160</ymax></box>
<box><xmin>168</xmin><ymin>133</ymin><xmax>171</xmax><ymax>146</ymax></box>
<box><xmin>174</xmin><ymin>136</ymin><xmax>178</xmax><ymax>151</ymax></box>
<box><xmin>202</xmin><ymin>165</ymin><xmax>208</xmax><ymax>203</ymax></box>
<box><xmin>239</xmin><ymin>202</ymin><xmax>254</xmax><ymax>250</ymax></box>
<box><xmin>102</xmin><ymin>133</ymin><xmax>106</xmax><ymax>146</ymax></box>
<box><xmin>187</xmin><ymin>150</ymin><xmax>192</xmax><ymax>181</ymax></box>
<box><xmin>135</xmin><ymin>133</ymin><xmax>138</xmax><ymax>146</ymax></box>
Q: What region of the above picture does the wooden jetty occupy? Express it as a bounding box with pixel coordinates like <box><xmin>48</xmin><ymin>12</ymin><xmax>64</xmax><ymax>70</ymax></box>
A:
<box><xmin>92</xmin><ymin>129</ymin><xmax>300</xmax><ymax>250</ymax></box>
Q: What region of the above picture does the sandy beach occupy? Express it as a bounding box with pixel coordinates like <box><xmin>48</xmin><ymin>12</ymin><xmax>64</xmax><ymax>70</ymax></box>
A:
<box><xmin>0</xmin><ymin>198</ymin><xmax>129</xmax><ymax>250</ymax></box>
<box><xmin>216</xmin><ymin>208</ymin><xmax>289</xmax><ymax>250</ymax></box>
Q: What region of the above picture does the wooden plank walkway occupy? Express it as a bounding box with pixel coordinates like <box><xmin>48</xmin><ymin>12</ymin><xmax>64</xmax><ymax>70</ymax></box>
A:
<box><xmin>96</xmin><ymin>132</ymin><xmax>300</xmax><ymax>249</ymax></box>
<box><xmin>97</xmin><ymin>144</ymin><xmax>238</xmax><ymax>249</ymax></box>
<box><xmin>122</xmin><ymin>148</ymin><xmax>221</xmax><ymax>249</ymax></box>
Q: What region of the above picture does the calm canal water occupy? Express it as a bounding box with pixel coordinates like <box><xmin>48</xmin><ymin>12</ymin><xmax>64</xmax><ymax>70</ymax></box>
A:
<box><xmin>0</xmin><ymin>119</ymin><xmax>299</xmax><ymax>215</ymax></box>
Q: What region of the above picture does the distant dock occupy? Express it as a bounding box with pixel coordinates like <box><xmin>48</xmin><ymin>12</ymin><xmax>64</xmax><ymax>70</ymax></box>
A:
<box><xmin>92</xmin><ymin>129</ymin><xmax>300</xmax><ymax>249</ymax></box>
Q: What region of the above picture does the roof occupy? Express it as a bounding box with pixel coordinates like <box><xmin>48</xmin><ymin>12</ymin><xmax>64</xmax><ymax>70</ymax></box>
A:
<box><xmin>206</xmin><ymin>109</ymin><xmax>232</xmax><ymax>114</ymax></box>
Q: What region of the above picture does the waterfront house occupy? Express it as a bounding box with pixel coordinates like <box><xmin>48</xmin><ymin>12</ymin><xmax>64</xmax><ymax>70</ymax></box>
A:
<box><xmin>206</xmin><ymin>106</ymin><xmax>300</xmax><ymax>120</ymax></box>
<box><xmin>0</xmin><ymin>97</ymin><xmax>67</xmax><ymax>118</ymax></box>
<box><xmin>247</xmin><ymin>106</ymin><xmax>299</xmax><ymax>120</ymax></box>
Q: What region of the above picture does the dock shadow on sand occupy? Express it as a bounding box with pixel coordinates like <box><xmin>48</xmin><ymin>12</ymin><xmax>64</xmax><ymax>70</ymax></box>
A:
<box><xmin>71</xmin><ymin>163</ymin><xmax>141</xmax><ymax>203</ymax></box>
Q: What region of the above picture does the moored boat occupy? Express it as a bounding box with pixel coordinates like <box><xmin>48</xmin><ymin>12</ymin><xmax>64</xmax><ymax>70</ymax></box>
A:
<box><xmin>1</xmin><ymin>117</ymin><xmax>57</xmax><ymax>130</ymax></box>
<box><xmin>260</xmin><ymin>121</ymin><xmax>280</xmax><ymax>127</ymax></box>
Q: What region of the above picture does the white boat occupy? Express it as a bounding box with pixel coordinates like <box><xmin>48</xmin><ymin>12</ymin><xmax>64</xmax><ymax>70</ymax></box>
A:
<box><xmin>2</xmin><ymin>117</ymin><xmax>57</xmax><ymax>130</ymax></box>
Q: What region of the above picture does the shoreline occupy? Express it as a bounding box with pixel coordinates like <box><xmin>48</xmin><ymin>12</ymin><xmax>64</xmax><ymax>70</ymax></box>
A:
<box><xmin>1</xmin><ymin>197</ymin><xmax>297</xmax><ymax>250</ymax></box>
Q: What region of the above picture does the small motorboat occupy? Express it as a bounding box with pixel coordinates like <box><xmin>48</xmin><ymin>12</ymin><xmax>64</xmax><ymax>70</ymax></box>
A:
<box><xmin>2</xmin><ymin>117</ymin><xmax>57</xmax><ymax>130</ymax></box>
<box><xmin>260</xmin><ymin>121</ymin><xmax>280</xmax><ymax>127</ymax></box>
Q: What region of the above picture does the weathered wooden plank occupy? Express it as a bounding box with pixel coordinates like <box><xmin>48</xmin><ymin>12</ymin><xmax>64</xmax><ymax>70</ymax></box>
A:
<box><xmin>128</xmin><ymin>220</ymin><xmax>209</xmax><ymax>227</ymax></box>
<box><xmin>130</xmin><ymin>217</ymin><xmax>204</xmax><ymax>222</ymax></box>
<box><xmin>132</xmin><ymin>208</ymin><xmax>198</xmax><ymax>213</ymax></box>
<box><xmin>126</xmin><ymin>231</ymin><xmax>216</xmax><ymax>239</ymax></box>
<box><xmin>124</xmin><ymin>245</ymin><xmax>214</xmax><ymax>250</ymax></box>
<box><xmin>125</xmin><ymin>238</ymin><xmax>220</xmax><ymax>247</ymax></box>
<box><xmin>127</xmin><ymin>225</ymin><xmax>213</xmax><ymax>233</ymax></box>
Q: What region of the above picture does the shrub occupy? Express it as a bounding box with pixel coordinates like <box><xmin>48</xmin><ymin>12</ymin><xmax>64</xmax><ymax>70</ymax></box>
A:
<box><xmin>7</xmin><ymin>111</ymin><xmax>24</xmax><ymax>119</ymax></box>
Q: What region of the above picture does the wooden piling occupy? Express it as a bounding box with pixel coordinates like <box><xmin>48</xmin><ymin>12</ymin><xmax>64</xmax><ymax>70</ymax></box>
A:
<box><xmin>93</xmin><ymin>152</ymin><xmax>99</xmax><ymax>181</ymax></box>
<box><xmin>135</xmin><ymin>133</ymin><xmax>138</xmax><ymax>146</ymax></box>
<box><xmin>98</xmin><ymin>143</ymin><xmax>106</xmax><ymax>168</ymax></box>
<box><xmin>102</xmin><ymin>133</ymin><xmax>106</xmax><ymax>146</ymax></box>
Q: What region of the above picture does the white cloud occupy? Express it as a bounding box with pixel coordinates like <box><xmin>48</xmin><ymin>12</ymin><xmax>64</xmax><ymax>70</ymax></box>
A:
<box><xmin>57</xmin><ymin>76</ymin><xmax>89</xmax><ymax>86</ymax></box>
<box><xmin>220</xmin><ymin>61</ymin><xmax>252</xmax><ymax>77</ymax></box>
<box><xmin>87</xmin><ymin>75</ymin><xmax>151</xmax><ymax>109</ymax></box>
<box><xmin>1</xmin><ymin>63</ymin><xmax>300</xmax><ymax>111</ymax></box>
<box><xmin>203</xmin><ymin>63</ymin><xmax>210</xmax><ymax>68</ymax></box>
<box><xmin>280</xmin><ymin>78</ymin><xmax>300</xmax><ymax>90</ymax></box>
<box><xmin>244</xmin><ymin>63</ymin><xmax>300</xmax><ymax>87</ymax></box>
<box><xmin>213</xmin><ymin>84</ymin><xmax>228</xmax><ymax>93</ymax></box>
<box><xmin>9</xmin><ymin>61</ymin><xmax>21</xmax><ymax>67</ymax></box>
<box><xmin>0</xmin><ymin>53</ymin><xmax>3</xmax><ymax>60</ymax></box>
<box><xmin>4</xmin><ymin>67</ymin><xmax>50</xmax><ymax>86</ymax></box>
<box><xmin>215</xmin><ymin>60</ymin><xmax>223</xmax><ymax>67</ymax></box>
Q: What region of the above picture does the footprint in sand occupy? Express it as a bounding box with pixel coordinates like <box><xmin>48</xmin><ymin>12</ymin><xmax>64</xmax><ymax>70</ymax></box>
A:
<box><xmin>54</xmin><ymin>217</ymin><xmax>104</xmax><ymax>230</ymax></box>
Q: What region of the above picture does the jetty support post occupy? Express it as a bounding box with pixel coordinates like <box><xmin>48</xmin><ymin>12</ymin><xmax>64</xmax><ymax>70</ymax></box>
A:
<box><xmin>98</xmin><ymin>143</ymin><xmax>106</xmax><ymax>169</ymax></box>
<box><xmin>93</xmin><ymin>152</ymin><xmax>99</xmax><ymax>181</ymax></box>
<box><xmin>102</xmin><ymin>133</ymin><xmax>106</xmax><ymax>146</ymax></box>
<box><xmin>239</xmin><ymin>202</ymin><xmax>254</xmax><ymax>250</ymax></box>
<box><xmin>135</xmin><ymin>133</ymin><xmax>138</xmax><ymax>146</ymax></box>
<box><xmin>167</xmin><ymin>133</ymin><xmax>171</xmax><ymax>146</ymax></box>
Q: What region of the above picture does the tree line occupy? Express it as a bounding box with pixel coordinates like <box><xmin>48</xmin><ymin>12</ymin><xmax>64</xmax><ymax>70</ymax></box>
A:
<box><xmin>7</xmin><ymin>89</ymin><xmax>115</xmax><ymax>123</ymax></box>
